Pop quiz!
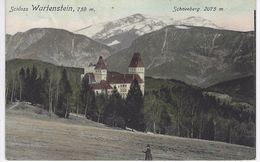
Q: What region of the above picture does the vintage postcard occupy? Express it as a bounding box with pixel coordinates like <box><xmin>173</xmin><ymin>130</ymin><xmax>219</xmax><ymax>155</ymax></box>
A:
<box><xmin>5</xmin><ymin>0</ymin><xmax>256</xmax><ymax>160</ymax></box>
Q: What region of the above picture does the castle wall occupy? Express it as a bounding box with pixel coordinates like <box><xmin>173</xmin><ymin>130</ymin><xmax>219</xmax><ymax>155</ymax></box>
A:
<box><xmin>110</xmin><ymin>82</ymin><xmax>144</xmax><ymax>98</ymax></box>
<box><xmin>110</xmin><ymin>83</ymin><xmax>131</xmax><ymax>98</ymax></box>
<box><xmin>94</xmin><ymin>69</ymin><xmax>107</xmax><ymax>83</ymax></box>
<box><xmin>128</xmin><ymin>67</ymin><xmax>145</xmax><ymax>81</ymax></box>
<box><xmin>94</xmin><ymin>88</ymin><xmax>112</xmax><ymax>95</ymax></box>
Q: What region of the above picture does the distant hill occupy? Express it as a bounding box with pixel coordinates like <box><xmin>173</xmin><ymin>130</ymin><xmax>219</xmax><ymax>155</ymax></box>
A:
<box><xmin>207</xmin><ymin>75</ymin><xmax>255</xmax><ymax>105</ymax></box>
<box><xmin>6</xmin><ymin>59</ymin><xmax>84</xmax><ymax>90</ymax></box>
<box><xmin>6</xmin><ymin>28</ymin><xmax>114</xmax><ymax>68</ymax></box>
<box><xmin>146</xmin><ymin>75</ymin><xmax>255</xmax><ymax>106</ymax></box>
<box><xmin>145</xmin><ymin>76</ymin><xmax>198</xmax><ymax>92</ymax></box>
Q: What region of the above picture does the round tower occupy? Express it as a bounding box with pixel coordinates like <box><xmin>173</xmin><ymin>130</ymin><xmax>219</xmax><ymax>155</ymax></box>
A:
<box><xmin>94</xmin><ymin>56</ymin><xmax>107</xmax><ymax>83</ymax></box>
<box><xmin>128</xmin><ymin>52</ymin><xmax>145</xmax><ymax>81</ymax></box>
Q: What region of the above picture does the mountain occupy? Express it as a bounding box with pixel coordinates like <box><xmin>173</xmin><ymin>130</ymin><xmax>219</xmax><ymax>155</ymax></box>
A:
<box><xmin>172</xmin><ymin>16</ymin><xmax>219</xmax><ymax>29</ymax></box>
<box><xmin>6</xmin><ymin>34</ymin><xmax>11</xmax><ymax>43</ymax></box>
<box><xmin>107</xmin><ymin>25</ymin><xmax>255</xmax><ymax>87</ymax></box>
<box><xmin>75</xmin><ymin>14</ymin><xmax>167</xmax><ymax>50</ymax></box>
<box><xmin>75</xmin><ymin>14</ymin><xmax>219</xmax><ymax>50</ymax></box>
<box><xmin>6</xmin><ymin>28</ymin><xmax>114</xmax><ymax>68</ymax></box>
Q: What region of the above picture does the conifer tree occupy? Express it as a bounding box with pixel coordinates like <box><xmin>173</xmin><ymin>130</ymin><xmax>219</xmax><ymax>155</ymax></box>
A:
<box><xmin>79</xmin><ymin>75</ymin><xmax>88</xmax><ymax>115</ymax></box>
<box><xmin>42</xmin><ymin>68</ymin><xmax>50</xmax><ymax>110</ymax></box>
<box><xmin>24</xmin><ymin>67</ymin><xmax>31</xmax><ymax>101</ymax></box>
<box><xmin>125</xmin><ymin>79</ymin><xmax>145</xmax><ymax>131</ymax></box>
<box><xmin>19</xmin><ymin>68</ymin><xmax>25</xmax><ymax>101</ymax></box>
<box><xmin>95</xmin><ymin>93</ymin><xmax>108</xmax><ymax>123</ymax></box>
<box><xmin>86</xmin><ymin>89</ymin><xmax>97</xmax><ymax>120</ymax></box>
<box><xmin>31</xmin><ymin>65</ymin><xmax>38</xmax><ymax>81</ymax></box>
<box><xmin>103</xmin><ymin>87</ymin><xmax>125</xmax><ymax>128</ymax></box>
<box><xmin>159</xmin><ymin>108</ymin><xmax>171</xmax><ymax>134</ymax></box>
<box><xmin>35</xmin><ymin>75</ymin><xmax>43</xmax><ymax>104</ymax></box>
<box><xmin>22</xmin><ymin>65</ymin><xmax>39</xmax><ymax>104</ymax></box>
<box><xmin>79</xmin><ymin>75</ymin><xmax>97</xmax><ymax>120</ymax></box>
<box><xmin>30</xmin><ymin>65</ymin><xmax>39</xmax><ymax>104</ymax></box>
<box><xmin>56</xmin><ymin>68</ymin><xmax>72</xmax><ymax>118</ymax></box>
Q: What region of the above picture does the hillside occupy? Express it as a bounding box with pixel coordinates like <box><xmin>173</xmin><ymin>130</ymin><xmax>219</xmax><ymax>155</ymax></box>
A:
<box><xmin>145</xmin><ymin>76</ymin><xmax>198</xmax><ymax>92</ymax></box>
<box><xmin>6</xmin><ymin>103</ymin><xmax>255</xmax><ymax>160</ymax></box>
<box><xmin>107</xmin><ymin>25</ymin><xmax>255</xmax><ymax>87</ymax></box>
<box><xmin>6</xmin><ymin>59</ymin><xmax>255</xmax><ymax>148</ymax></box>
<box><xmin>6</xmin><ymin>28</ymin><xmax>114</xmax><ymax>68</ymax></box>
<box><xmin>207</xmin><ymin>75</ymin><xmax>255</xmax><ymax>105</ymax></box>
<box><xmin>6</xmin><ymin>59</ymin><xmax>254</xmax><ymax>106</ymax></box>
<box><xmin>6</xmin><ymin>59</ymin><xmax>84</xmax><ymax>91</ymax></box>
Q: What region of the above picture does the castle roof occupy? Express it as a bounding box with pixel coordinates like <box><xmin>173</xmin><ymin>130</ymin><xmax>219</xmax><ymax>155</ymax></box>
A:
<box><xmin>107</xmin><ymin>72</ymin><xmax>143</xmax><ymax>84</ymax></box>
<box><xmin>92</xmin><ymin>80</ymin><xmax>112</xmax><ymax>90</ymax></box>
<box><xmin>95</xmin><ymin>56</ymin><xmax>107</xmax><ymax>70</ymax></box>
<box><xmin>129</xmin><ymin>52</ymin><xmax>144</xmax><ymax>68</ymax></box>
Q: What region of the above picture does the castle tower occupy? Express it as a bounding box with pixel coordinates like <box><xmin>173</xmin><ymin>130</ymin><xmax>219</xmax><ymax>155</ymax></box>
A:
<box><xmin>128</xmin><ymin>52</ymin><xmax>145</xmax><ymax>81</ymax></box>
<box><xmin>94</xmin><ymin>56</ymin><xmax>107</xmax><ymax>83</ymax></box>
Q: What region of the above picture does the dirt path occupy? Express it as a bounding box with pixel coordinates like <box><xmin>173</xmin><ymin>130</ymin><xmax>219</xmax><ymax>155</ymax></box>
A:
<box><xmin>5</xmin><ymin>106</ymin><xmax>256</xmax><ymax>160</ymax></box>
<box><xmin>7</xmin><ymin>102</ymin><xmax>20</xmax><ymax>110</ymax></box>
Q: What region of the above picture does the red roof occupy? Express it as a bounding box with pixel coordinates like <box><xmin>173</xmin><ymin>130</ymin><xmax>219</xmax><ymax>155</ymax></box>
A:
<box><xmin>95</xmin><ymin>56</ymin><xmax>107</xmax><ymax>69</ymax></box>
<box><xmin>129</xmin><ymin>52</ymin><xmax>144</xmax><ymax>67</ymax></box>
<box><xmin>92</xmin><ymin>80</ymin><xmax>112</xmax><ymax>90</ymax></box>
<box><xmin>107</xmin><ymin>72</ymin><xmax>143</xmax><ymax>84</ymax></box>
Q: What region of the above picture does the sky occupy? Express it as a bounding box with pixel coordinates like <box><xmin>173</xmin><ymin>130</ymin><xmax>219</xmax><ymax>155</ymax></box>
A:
<box><xmin>6</xmin><ymin>0</ymin><xmax>256</xmax><ymax>34</ymax></box>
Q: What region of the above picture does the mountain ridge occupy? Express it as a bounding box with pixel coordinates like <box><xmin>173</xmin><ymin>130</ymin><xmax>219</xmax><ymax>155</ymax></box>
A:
<box><xmin>75</xmin><ymin>14</ymin><xmax>220</xmax><ymax>50</ymax></box>
<box><xmin>107</xmin><ymin>25</ymin><xmax>255</xmax><ymax>87</ymax></box>
<box><xmin>6</xmin><ymin>28</ymin><xmax>115</xmax><ymax>68</ymax></box>
<box><xmin>6</xmin><ymin>22</ymin><xmax>255</xmax><ymax>88</ymax></box>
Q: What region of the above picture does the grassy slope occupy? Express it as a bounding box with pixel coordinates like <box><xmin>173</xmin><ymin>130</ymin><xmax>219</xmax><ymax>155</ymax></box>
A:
<box><xmin>6</xmin><ymin>103</ymin><xmax>255</xmax><ymax>160</ymax></box>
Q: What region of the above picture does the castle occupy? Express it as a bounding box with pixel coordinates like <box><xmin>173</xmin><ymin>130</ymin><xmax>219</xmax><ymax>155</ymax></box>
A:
<box><xmin>82</xmin><ymin>53</ymin><xmax>145</xmax><ymax>98</ymax></box>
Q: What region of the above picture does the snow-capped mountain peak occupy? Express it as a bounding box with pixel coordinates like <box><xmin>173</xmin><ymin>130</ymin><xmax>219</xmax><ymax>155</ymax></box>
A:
<box><xmin>118</xmin><ymin>13</ymin><xmax>146</xmax><ymax>24</ymax></box>
<box><xmin>77</xmin><ymin>13</ymin><xmax>167</xmax><ymax>40</ymax></box>
<box><xmin>173</xmin><ymin>16</ymin><xmax>219</xmax><ymax>29</ymax></box>
<box><xmin>75</xmin><ymin>14</ymin><xmax>168</xmax><ymax>49</ymax></box>
<box><xmin>75</xmin><ymin>14</ymin><xmax>220</xmax><ymax>50</ymax></box>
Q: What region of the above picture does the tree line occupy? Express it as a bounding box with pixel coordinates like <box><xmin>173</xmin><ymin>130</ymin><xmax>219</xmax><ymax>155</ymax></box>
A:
<box><xmin>144</xmin><ymin>86</ymin><xmax>255</xmax><ymax>147</ymax></box>
<box><xmin>6</xmin><ymin>65</ymin><xmax>74</xmax><ymax>118</ymax></box>
<box><xmin>6</xmin><ymin>65</ymin><xmax>255</xmax><ymax>147</ymax></box>
<box><xmin>6</xmin><ymin>65</ymin><xmax>146</xmax><ymax>131</ymax></box>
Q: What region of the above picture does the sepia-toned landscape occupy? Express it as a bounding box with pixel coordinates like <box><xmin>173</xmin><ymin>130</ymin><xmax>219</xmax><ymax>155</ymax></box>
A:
<box><xmin>5</xmin><ymin>0</ymin><xmax>256</xmax><ymax>160</ymax></box>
